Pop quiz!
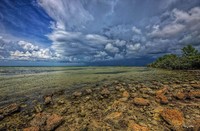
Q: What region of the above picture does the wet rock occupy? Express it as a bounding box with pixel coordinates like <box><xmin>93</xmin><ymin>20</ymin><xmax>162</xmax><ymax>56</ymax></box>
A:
<box><xmin>128</xmin><ymin>120</ymin><xmax>149</xmax><ymax>131</ymax></box>
<box><xmin>45</xmin><ymin>114</ymin><xmax>63</xmax><ymax>131</ymax></box>
<box><xmin>175</xmin><ymin>91</ymin><xmax>187</xmax><ymax>100</ymax></box>
<box><xmin>161</xmin><ymin>108</ymin><xmax>184</xmax><ymax>130</ymax></box>
<box><xmin>72</xmin><ymin>91</ymin><xmax>82</xmax><ymax>98</ymax></box>
<box><xmin>191</xmin><ymin>84</ymin><xmax>200</xmax><ymax>89</ymax></box>
<box><xmin>23</xmin><ymin>126</ymin><xmax>40</xmax><ymax>131</ymax></box>
<box><xmin>133</xmin><ymin>98</ymin><xmax>150</xmax><ymax>106</ymax></box>
<box><xmin>0</xmin><ymin>103</ymin><xmax>20</xmax><ymax>117</ymax></box>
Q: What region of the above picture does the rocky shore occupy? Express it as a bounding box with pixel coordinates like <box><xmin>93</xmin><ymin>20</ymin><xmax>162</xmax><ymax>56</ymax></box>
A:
<box><xmin>0</xmin><ymin>73</ymin><xmax>200</xmax><ymax>130</ymax></box>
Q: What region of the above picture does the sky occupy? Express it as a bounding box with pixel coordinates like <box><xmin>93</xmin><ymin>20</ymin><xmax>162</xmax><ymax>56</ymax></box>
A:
<box><xmin>0</xmin><ymin>0</ymin><xmax>200</xmax><ymax>66</ymax></box>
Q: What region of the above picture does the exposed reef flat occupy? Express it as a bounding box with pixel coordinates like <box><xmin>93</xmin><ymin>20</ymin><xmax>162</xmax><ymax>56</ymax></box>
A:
<box><xmin>0</xmin><ymin>67</ymin><xmax>199</xmax><ymax>130</ymax></box>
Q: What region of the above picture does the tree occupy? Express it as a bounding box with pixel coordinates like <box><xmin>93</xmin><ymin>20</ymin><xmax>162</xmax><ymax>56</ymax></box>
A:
<box><xmin>148</xmin><ymin>45</ymin><xmax>200</xmax><ymax>70</ymax></box>
<box><xmin>182</xmin><ymin>45</ymin><xmax>198</xmax><ymax>57</ymax></box>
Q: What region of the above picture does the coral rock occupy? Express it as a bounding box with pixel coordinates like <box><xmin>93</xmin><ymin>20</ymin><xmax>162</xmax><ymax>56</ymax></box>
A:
<box><xmin>161</xmin><ymin>108</ymin><xmax>184</xmax><ymax>130</ymax></box>
<box><xmin>23</xmin><ymin>126</ymin><xmax>40</xmax><ymax>131</ymax></box>
<box><xmin>133</xmin><ymin>98</ymin><xmax>150</xmax><ymax>106</ymax></box>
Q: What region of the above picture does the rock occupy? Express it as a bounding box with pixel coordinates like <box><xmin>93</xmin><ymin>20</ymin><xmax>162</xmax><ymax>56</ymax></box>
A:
<box><xmin>122</xmin><ymin>91</ymin><xmax>130</xmax><ymax>98</ymax></box>
<box><xmin>57</xmin><ymin>99</ymin><xmax>65</xmax><ymax>105</ymax></box>
<box><xmin>128</xmin><ymin>120</ymin><xmax>149</xmax><ymax>131</ymax></box>
<box><xmin>44</xmin><ymin>96</ymin><xmax>53</xmax><ymax>105</ymax></box>
<box><xmin>0</xmin><ymin>115</ymin><xmax>4</xmax><ymax>121</ymax></box>
<box><xmin>133</xmin><ymin>98</ymin><xmax>150</xmax><ymax>106</ymax></box>
<box><xmin>115</xmin><ymin>86</ymin><xmax>122</xmax><ymax>91</ymax></box>
<box><xmin>34</xmin><ymin>104</ymin><xmax>44</xmax><ymax>113</ymax></box>
<box><xmin>188</xmin><ymin>91</ymin><xmax>200</xmax><ymax>98</ymax></box>
<box><xmin>191</xmin><ymin>84</ymin><xmax>200</xmax><ymax>89</ymax></box>
<box><xmin>161</xmin><ymin>108</ymin><xmax>184</xmax><ymax>130</ymax></box>
<box><xmin>156</xmin><ymin>94</ymin><xmax>169</xmax><ymax>104</ymax></box>
<box><xmin>175</xmin><ymin>91</ymin><xmax>187</xmax><ymax>100</ymax></box>
<box><xmin>106</xmin><ymin>112</ymin><xmax>122</xmax><ymax>119</ymax></box>
<box><xmin>85</xmin><ymin>89</ymin><xmax>92</xmax><ymax>95</ymax></box>
<box><xmin>100</xmin><ymin>88</ymin><xmax>110</xmax><ymax>97</ymax></box>
<box><xmin>72</xmin><ymin>91</ymin><xmax>82</xmax><ymax>98</ymax></box>
<box><xmin>0</xmin><ymin>103</ymin><xmax>20</xmax><ymax>116</ymax></box>
<box><xmin>30</xmin><ymin>113</ymin><xmax>47</xmax><ymax>127</ymax></box>
<box><xmin>23</xmin><ymin>126</ymin><xmax>40</xmax><ymax>131</ymax></box>
<box><xmin>45</xmin><ymin>114</ymin><xmax>63</xmax><ymax>131</ymax></box>
<box><xmin>119</xmin><ymin>97</ymin><xmax>128</xmax><ymax>102</ymax></box>
<box><xmin>156</xmin><ymin>86</ymin><xmax>168</xmax><ymax>95</ymax></box>
<box><xmin>156</xmin><ymin>87</ymin><xmax>169</xmax><ymax>104</ymax></box>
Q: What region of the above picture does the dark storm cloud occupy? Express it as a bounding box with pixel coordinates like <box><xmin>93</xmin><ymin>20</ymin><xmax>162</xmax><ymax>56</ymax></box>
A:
<box><xmin>0</xmin><ymin>0</ymin><xmax>200</xmax><ymax>65</ymax></box>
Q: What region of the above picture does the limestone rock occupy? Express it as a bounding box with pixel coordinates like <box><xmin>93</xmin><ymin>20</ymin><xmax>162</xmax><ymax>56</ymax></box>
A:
<box><xmin>133</xmin><ymin>98</ymin><xmax>150</xmax><ymax>106</ymax></box>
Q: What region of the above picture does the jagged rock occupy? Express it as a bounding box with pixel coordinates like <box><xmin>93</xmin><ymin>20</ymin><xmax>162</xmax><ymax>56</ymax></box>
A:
<box><xmin>45</xmin><ymin>114</ymin><xmax>63</xmax><ymax>131</ymax></box>
<box><xmin>23</xmin><ymin>126</ymin><xmax>40</xmax><ymax>131</ymax></box>
<box><xmin>133</xmin><ymin>98</ymin><xmax>150</xmax><ymax>106</ymax></box>
<box><xmin>161</xmin><ymin>108</ymin><xmax>184</xmax><ymax>130</ymax></box>
<box><xmin>0</xmin><ymin>103</ymin><xmax>20</xmax><ymax>117</ymax></box>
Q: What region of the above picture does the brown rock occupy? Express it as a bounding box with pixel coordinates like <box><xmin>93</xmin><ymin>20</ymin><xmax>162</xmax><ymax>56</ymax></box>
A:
<box><xmin>106</xmin><ymin>112</ymin><xmax>122</xmax><ymax>119</ymax></box>
<box><xmin>188</xmin><ymin>91</ymin><xmax>200</xmax><ymax>98</ymax></box>
<box><xmin>45</xmin><ymin>114</ymin><xmax>63</xmax><ymax>131</ymax></box>
<box><xmin>156</xmin><ymin>87</ymin><xmax>169</xmax><ymax>104</ymax></box>
<box><xmin>175</xmin><ymin>91</ymin><xmax>187</xmax><ymax>100</ymax></box>
<box><xmin>72</xmin><ymin>91</ymin><xmax>82</xmax><ymax>97</ymax></box>
<box><xmin>122</xmin><ymin>91</ymin><xmax>130</xmax><ymax>98</ymax></box>
<box><xmin>85</xmin><ymin>88</ymin><xmax>92</xmax><ymax>95</ymax></box>
<box><xmin>0</xmin><ymin>103</ymin><xmax>20</xmax><ymax>116</ymax></box>
<box><xmin>156</xmin><ymin>86</ymin><xmax>168</xmax><ymax>95</ymax></box>
<box><xmin>133</xmin><ymin>98</ymin><xmax>150</xmax><ymax>106</ymax></box>
<box><xmin>44</xmin><ymin>96</ymin><xmax>53</xmax><ymax>105</ymax></box>
<box><xmin>161</xmin><ymin>108</ymin><xmax>184</xmax><ymax>130</ymax></box>
<box><xmin>128</xmin><ymin>120</ymin><xmax>149</xmax><ymax>131</ymax></box>
<box><xmin>23</xmin><ymin>126</ymin><xmax>40</xmax><ymax>131</ymax></box>
<box><xmin>30</xmin><ymin>113</ymin><xmax>47</xmax><ymax>127</ymax></box>
<box><xmin>101</xmin><ymin>88</ymin><xmax>110</xmax><ymax>96</ymax></box>
<box><xmin>191</xmin><ymin>84</ymin><xmax>200</xmax><ymax>89</ymax></box>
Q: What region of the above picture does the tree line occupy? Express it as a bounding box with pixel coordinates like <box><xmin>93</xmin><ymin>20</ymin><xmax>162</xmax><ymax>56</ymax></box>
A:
<box><xmin>148</xmin><ymin>45</ymin><xmax>200</xmax><ymax>70</ymax></box>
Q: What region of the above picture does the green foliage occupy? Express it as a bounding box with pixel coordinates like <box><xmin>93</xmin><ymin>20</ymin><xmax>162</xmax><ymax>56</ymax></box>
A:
<box><xmin>148</xmin><ymin>45</ymin><xmax>200</xmax><ymax>70</ymax></box>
